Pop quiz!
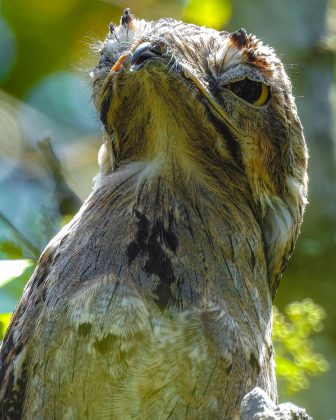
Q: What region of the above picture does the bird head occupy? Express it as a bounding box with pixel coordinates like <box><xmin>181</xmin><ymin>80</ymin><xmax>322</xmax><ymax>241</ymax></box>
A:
<box><xmin>91</xmin><ymin>9</ymin><xmax>308</xmax><ymax>294</ymax></box>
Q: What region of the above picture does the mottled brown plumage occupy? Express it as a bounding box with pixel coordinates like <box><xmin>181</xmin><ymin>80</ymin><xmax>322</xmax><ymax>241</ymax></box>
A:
<box><xmin>0</xmin><ymin>10</ymin><xmax>308</xmax><ymax>419</ymax></box>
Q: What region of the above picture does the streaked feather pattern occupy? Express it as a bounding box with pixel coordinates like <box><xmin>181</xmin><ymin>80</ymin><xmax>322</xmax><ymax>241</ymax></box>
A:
<box><xmin>0</xmin><ymin>9</ymin><xmax>307</xmax><ymax>419</ymax></box>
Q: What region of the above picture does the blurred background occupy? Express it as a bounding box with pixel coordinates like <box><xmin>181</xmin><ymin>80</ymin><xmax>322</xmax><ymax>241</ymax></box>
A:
<box><xmin>0</xmin><ymin>0</ymin><xmax>335</xmax><ymax>417</ymax></box>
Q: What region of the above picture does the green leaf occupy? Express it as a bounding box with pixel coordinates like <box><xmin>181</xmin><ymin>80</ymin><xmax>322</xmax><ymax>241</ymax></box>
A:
<box><xmin>0</xmin><ymin>241</ymin><xmax>24</xmax><ymax>259</ymax></box>
<box><xmin>0</xmin><ymin>259</ymin><xmax>34</xmax><ymax>312</ymax></box>
<box><xmin>273</xmin><ymin>301</ymin><xmax>329</xmax><ymax>394</ymax></box>
<box><xmin>0</xmin><ymin>313</ymin><xmax>12</xmax><ymax>340</ymax></box>
<box><xmin>183</xmin><ymin>0</ymin><xmax>232</xmax><ymax>29</ymax></box>
<box><xmin>0</xmin><ymin>259</ymin><xmax>33</xmax><ymax>287</ymax></box>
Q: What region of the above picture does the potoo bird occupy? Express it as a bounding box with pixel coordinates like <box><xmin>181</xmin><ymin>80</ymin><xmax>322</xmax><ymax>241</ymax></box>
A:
<box><xmin>0</xmin><ymin>9</ymin><xmax>308</xmax><ymax>420</ymax></box>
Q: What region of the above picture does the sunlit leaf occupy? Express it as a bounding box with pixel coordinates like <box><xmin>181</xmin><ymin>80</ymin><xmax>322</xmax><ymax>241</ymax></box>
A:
<box><xmin>60</xmin><ymin>215</ymin><xmax>74</xmax><ymax>227</ymax></box>
<box><xmin>0</xmin><ymin>313</ymin><xmax>12</xmax><ymax>340</ymax></box>
<box><xmin>273</xmin><ymin>301</ymin><xmax>329</xmax><ymax>394</ymax></box>
<box><xmin>0</xmin><ymin>259</ymin><xmax>34</xmax><ymax>312</ymax></box>
<box><xmin>0</xmin><ymin>259</ymin><xmax>33</xmax><ymax>287</ymax></box>
<box><xmin>183</xmin><ymin>0</ymin><xmax>232</xmax><ymax>29</ymax></box>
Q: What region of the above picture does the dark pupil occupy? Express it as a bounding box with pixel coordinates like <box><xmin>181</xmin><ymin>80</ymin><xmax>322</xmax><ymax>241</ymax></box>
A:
<box><xmin>230</xmin><ymin>79</ymin><xmax>262</xmax><ymax>103</ymax></box>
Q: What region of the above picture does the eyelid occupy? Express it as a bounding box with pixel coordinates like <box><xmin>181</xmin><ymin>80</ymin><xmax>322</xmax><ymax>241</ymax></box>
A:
<box><xmin>217</xmin><ymin>63</ymin><xmax>269</xmax><ymax>86</ymax></box>
<box><xmin>220</xmin><ymin>75</ymin><xmax>267</xmax><ymax>88</ymax></box>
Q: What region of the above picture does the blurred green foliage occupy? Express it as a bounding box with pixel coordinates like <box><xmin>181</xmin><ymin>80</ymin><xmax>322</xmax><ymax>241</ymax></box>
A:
<box><xmin>0</xmin><ymin>314</ymin><xmax>11</xmax><ymax>340</ymax></box>
<box><xmin>183</xmin><ymin>0</ymin><xmax>232</xmax><ymax>29</ymax></box>
<box><xmin>273</xmin><ymin>301</ymin><xmax>329</xmax><ymax>394</ymax></box>
<box><xmin>0</xmin><ymin>259</ymin><xmax>34</xmax><ymax>312</ymax></box>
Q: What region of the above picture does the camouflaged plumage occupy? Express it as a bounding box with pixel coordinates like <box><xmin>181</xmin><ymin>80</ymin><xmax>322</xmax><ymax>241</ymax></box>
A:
<box><xmin>0</xmin><ymin>9</ymin><xmax>308</xmax><ymax>419</ymax></box>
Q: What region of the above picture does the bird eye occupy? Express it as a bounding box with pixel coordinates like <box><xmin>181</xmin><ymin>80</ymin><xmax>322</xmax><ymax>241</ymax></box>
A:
<box><xmin>226</xmin><ymin>79</ymin><xmax>270</xmax><ymax>106</ymax></box>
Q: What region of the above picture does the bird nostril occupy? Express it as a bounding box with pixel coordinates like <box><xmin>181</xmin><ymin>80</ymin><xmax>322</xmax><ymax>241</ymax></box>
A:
<box><xmin>130</xmin><ymin>42</ymin><xmax>162</xmax><ymax>67</ymax></box>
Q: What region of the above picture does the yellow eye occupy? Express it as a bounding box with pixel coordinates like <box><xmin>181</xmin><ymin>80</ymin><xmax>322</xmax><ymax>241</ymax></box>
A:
<box><xmin>227</xmin><ymin>79</ymin><xmax>270</xmax><ymax>106</ymax></box>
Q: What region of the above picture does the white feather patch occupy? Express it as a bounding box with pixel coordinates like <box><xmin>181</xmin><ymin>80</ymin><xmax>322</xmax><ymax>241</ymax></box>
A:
<box><xmin>264</xmin><ymin>198</ymin><xmax>294</xmax><ymax>256</ymax></box>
